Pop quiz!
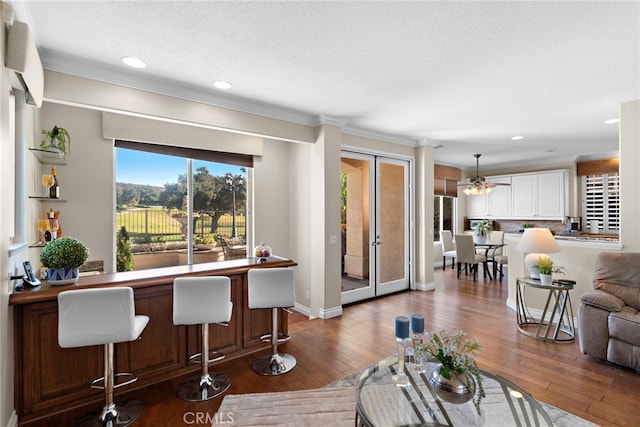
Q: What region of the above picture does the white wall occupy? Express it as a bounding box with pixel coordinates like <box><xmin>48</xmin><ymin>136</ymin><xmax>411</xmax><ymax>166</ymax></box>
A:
<box><xmin>620</xmin><ymin>100</ymin><xmax>640</xmax><ymax>251</ymax></box>
<box><xmin>35</xmin><ymin>104</ymin><xmax>114</xmax><ymax>269</ymax></box>
<box><xmin>34</xmin><ymin>72</ymin><xmax>435</xmax><ymax>321</ymax></box>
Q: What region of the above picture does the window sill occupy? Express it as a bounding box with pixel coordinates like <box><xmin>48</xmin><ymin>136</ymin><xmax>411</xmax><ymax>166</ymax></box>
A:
<box><xmin>8</xmin><ymin>242</ymin><xmax>28</xmax><ymax>257</ymax></box>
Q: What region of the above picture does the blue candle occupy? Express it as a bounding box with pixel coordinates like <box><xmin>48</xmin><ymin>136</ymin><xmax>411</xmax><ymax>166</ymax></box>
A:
<box><xmin>395</xmin><ymin>316</ymin><xmax>410</xmax><ymax>339</ymax></box>
<box><xmin>411</xmin><ymin>314</ymin><xmax>425</xmax><ymax>334</ymax></box>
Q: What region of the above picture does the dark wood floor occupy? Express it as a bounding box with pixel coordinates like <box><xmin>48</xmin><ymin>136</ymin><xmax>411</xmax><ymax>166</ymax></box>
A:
<box><xmin>37</xmin><ymin>267</ymin><xmax>639</xmax><ymax>426</ymax></box>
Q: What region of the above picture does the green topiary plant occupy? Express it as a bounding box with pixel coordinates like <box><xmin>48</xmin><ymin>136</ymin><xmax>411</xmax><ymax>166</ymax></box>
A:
<box><xmin>40</xmin><ymin>237</ymin><xmax>89</xmax><ymax>269</ymax></box>
<box><xmin>116</xmin><ymin>226</ymin><xmax>135</xmax><ymax>272</ymax></box>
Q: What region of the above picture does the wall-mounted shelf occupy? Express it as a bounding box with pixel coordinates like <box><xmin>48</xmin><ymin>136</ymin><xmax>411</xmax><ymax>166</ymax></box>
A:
<box><xmin>29</xmin><ymin>148</ymin><xmax>66</xmax><ymax>165</ymax></box>
<box><xmin>28</xmin><ymin>196</ymin><xmax>67</xmax><ymax>202</ymax></box>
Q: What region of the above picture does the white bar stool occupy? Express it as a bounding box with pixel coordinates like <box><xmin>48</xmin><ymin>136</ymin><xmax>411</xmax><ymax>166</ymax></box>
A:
<box><xmin>173</xmin><ymin>276</ymin><xmax>233</xmax><ymax>401</ymax></box>
<box><xmin>58</xmin><ymin>287</ymin><xmax>149</xmax><ymax>427</ymax></box>
<box><xmin>248</xmin><ymin>267</ymin><xmax>296</xmax><ymax>376</ymax></box>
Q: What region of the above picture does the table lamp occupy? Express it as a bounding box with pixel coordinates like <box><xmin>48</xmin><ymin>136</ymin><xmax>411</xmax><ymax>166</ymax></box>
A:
<box><xmin>516</xmin><ymin>228</ymin><xmax>560</xmax><ymax>279</ymax></box>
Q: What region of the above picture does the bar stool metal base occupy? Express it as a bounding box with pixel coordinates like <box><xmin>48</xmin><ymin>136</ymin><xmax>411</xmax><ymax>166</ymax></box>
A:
<box><xmin>177</xmin><ymin>373</ymin><xmax>231</xmax><ymax>401</ymax></box>
<box><xmin>252</xmin><ymin>352</ymin><xmax>297</xmax><ymax>376</ymax></box>
<box><xmin>75</xmin><ymin>399</ymin><xmax>142</xmax><ymax>427</ymax></box>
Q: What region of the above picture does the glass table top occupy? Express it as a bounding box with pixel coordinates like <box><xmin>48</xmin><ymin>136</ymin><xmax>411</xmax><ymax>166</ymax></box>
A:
<box><xmin>356</xmin><ymin>355</ymin><xmax>553</xmax><ymax>427</ymax></box>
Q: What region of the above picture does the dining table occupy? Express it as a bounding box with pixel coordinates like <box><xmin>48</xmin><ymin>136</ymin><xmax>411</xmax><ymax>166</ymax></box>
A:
<box><xmin>473</xmin><ymin>242</ymin><xmax>505</xmax><ymax>280</ymax></box>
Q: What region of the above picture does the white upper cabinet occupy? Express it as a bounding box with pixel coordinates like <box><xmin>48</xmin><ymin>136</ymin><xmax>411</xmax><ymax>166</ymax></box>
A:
<box><xmin>511</xmin><ymin>174</ymin><xmax>537</xmax><ymax>217</ymax></box>
<box><xmin>537</xmin><ymin>172</ymin><xmax>566</xmax><ymax>218</ymax></box>
<box><xmin>486</xmin><ymin>176</ymin><xmax>511</xmax><ymax>217</ymax></box>
<box><xmin>467</xmin><ymin>170</ymin><xmax>567</xmax><ymax>219</ymax></box>
<box><xmin>467</xmin><ymin>192</ymin><xmax>489</xmax><ymax>218</ymax></box>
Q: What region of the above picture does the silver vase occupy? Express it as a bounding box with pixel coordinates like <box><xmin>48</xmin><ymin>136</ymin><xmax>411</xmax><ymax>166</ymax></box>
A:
<box><xmin>428</xmin><ymin>364</ymin><xmax>476</xmax><ymax>404</ymax></box>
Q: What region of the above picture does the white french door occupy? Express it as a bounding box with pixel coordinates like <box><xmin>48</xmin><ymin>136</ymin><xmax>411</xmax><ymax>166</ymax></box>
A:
<box><xmin>341</xmin><ymin>151</ymin><xmax>410</xmax><ymax>304</ymax></box>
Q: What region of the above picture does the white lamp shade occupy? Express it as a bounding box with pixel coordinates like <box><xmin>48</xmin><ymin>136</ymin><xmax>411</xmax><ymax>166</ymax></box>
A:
<box><xmin>516</xmin><ymin>228</ymin><xmax>560</xmax><ymax>279</ymax></box>
<box><xmin>516</xmin><ymin>228</ymin><xmax>560</xmax><ymax>254</ymax></box>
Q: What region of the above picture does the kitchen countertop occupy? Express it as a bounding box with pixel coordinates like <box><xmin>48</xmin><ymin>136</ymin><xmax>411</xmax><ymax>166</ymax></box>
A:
<box><xmin>506</xmin><ymin>232</ymin><xmax>622</xmax><ymax>250</ymax></box>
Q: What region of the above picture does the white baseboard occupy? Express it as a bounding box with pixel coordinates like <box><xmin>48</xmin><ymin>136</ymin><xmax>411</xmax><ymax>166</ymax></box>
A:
<box><xmin>506</xmin><ymin>297</ymin><xmax>578</xmax><ymax>325</ymax></box>
<box><xmin>294</xmin><ymin>303</ymin><xmax>342</xmax><ymax>319</ymax></box>
<box><xmin>293</xmin><ymin>302</ymin><xmax>311</xmax><ymax>317</ymax></box>
<box><xmin>6</xmin><ymin>410</ymin><xmax>17</xmax><ymax>427</ymax></box>
<box><xmin>318</xmin><ymin>306</ymin><xmax>343</xmax><ymax>319</ymax></box>
<box><xmin>415</xmin><ymin>281</ymin><xmax>436</xmax><ymax>291</ymax></box>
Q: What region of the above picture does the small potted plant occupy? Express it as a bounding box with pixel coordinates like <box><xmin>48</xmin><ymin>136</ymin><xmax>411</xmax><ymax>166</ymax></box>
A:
<box><xmin>535</xmin><ymin>257</ymin><xmax>565</xmax><ymax>285</ymax></box>
<box><xmin>418</xmin><ymin>329</ymin><xmax>485</xmax><ymax>414</ymax></box>
<box><xmin>40</xmin><ymin>125</ymin><xmax>71</xmax><ymax>157</ymax></box>
<box><xmin>473</xmin><ymin>220</ymin><xmax>493</xmax><ymax>244</ymax></box>
<box><xmin>40</xmin><ymin>237</ymin><xmax>89</xmax><ymax>284</ymax></box>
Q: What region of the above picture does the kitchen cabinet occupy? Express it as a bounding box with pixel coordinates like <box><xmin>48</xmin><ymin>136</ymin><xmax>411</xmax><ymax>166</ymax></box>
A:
<box><xmin>487</xmin><ymin>176</ymin><xmax>511</xmax><ymax>217</ymax></box>
<box><xmin>466</xmin><ymin>191</ymin><xmax>489</xmax><ymax>218</ymax></box>
<box><xmin>467</xmin><ymin>170</ymin><xmax>567</xmax><ymax>219</ymax></box>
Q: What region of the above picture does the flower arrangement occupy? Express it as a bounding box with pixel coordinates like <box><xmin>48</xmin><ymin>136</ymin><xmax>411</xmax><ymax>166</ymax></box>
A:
<box><xmin>535</xmin><ymin>257</ymin><xmax>565</xmax><ymax>275</ymax></box>
<box><xmin>419</xmin><ymin>329</ymin><xmax>485</xmax><ymax>414</ymax></box>
<box><xmin>473</xmin><ymin>220</ymin><xmax>493</xmax><ymax>236</ymax></box>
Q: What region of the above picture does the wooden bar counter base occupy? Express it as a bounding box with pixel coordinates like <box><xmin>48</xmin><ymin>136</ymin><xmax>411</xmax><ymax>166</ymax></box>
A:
<box><xmin>9</xmin><ymin>256</ymin><xmax>296</xmax><ymax>426</ymax></box>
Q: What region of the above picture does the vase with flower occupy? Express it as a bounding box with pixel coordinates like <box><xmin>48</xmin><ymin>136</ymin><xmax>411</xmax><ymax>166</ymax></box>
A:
<box><xmin>418</xmin><ymin>329</ymin><xmax>485</xmax><ymax>414</ymax></box>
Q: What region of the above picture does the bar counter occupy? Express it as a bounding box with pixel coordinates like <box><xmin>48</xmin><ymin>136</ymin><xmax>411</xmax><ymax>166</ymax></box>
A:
<box><xmin>10</xmin><ymin>256</ymin><xmax>297</xmax><ymax>426</ymax></box>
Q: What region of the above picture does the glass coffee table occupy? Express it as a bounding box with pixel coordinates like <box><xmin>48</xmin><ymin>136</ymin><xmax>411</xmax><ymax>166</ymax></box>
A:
<box><xmin>356</xmin><ymin>355</ymin><xmax>553</xmax><ymax>426</ymax></box>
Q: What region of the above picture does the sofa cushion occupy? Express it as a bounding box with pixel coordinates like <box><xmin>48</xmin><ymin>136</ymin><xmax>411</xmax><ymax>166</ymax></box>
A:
<box><xmin>581</xmin><ymin>290</ymin><xmax>624</xmax><ymax>312</ymax></box>
<box><xmin>608</xmin><ymin>309</ymin><xmax>640</xmax><ymax>347</ymax></box>
<box><xmin>593</xmin><ymin>252</ymin><xmax>640</xmax><ymax>310</ymax></box>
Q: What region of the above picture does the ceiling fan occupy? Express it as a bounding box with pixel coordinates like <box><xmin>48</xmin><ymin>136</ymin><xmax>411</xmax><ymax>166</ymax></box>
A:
<box><xmin>458</xmin><ymin>154</ymin><xmax>511</xmax><ymax>195</ymax></box>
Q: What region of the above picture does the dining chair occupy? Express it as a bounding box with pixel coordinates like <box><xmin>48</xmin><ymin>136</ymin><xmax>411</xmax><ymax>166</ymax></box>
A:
<box><xmin>454</xmin><ymin>234</ymin><xmax>488</xmax><ymax>281</ymax></box>
<box><xmin>440</xmin><ymin>230</ymin><xmax>457</xmax><ymax>270</ymax></box>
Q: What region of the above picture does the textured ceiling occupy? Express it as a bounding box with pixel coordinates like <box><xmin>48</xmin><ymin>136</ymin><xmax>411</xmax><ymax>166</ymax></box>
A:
<box><xmin>12</xmin><ymin>0</ymin><xmax>640</xmax><ymax>171</ymax></box>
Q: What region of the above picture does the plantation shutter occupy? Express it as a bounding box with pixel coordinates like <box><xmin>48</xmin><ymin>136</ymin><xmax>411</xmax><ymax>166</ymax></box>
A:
<box><xmin>582</xmin><ymin>173</ymin><xmax>619</xmax><ymax>233</ymax></box>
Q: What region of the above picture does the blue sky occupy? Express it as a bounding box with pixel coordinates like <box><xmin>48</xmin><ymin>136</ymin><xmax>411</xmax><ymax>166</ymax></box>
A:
<box><xmin>116</xmin><ymin>149</ymin><xmax>245</xmax><ymax>187</ymax></box>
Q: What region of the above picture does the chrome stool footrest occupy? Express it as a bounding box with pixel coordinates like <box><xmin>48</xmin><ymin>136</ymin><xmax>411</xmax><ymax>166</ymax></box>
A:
<box><xmin>188</xmin><ymin>349</ymin><xmax>225</xmax><ymax>365</ymax></box>
<box><xmin>90</xmin><ymin>372</ymin><xmax>138</xmax><ymax>390</ymax></box>
<box><xmin>259</xmin><ymin>333</ymin><xmax>291</xmax><ymax>344</ymax></box>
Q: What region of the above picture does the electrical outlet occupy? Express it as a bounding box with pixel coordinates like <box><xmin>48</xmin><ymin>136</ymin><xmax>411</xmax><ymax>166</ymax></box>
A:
<box><xmin>305</xmin><ymin>291</ymin><xmax>310</xmax><ymax>300</ymax></box>
<box><xmin>329</xmin><ymin>235</ymin><xmax>338</xmax><ymax>245</ymax></box>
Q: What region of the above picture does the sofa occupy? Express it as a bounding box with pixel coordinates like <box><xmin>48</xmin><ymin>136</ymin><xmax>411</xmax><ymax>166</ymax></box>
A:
<box><xmin>578</xmin><ymin>252</ymin><xmax>640</xmax><ymax>371</ymax></box>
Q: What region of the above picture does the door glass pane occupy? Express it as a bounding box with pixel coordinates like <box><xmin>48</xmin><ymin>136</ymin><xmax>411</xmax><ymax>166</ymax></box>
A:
<box><xmin>379</xmin><ymin>162</ymin><xmax>405</xmax><ymax>284</ymax></box>
<box><xmin>341</xmin><ymin>158</ymin><xmax>371</xmax><ymax>292</ymax></box>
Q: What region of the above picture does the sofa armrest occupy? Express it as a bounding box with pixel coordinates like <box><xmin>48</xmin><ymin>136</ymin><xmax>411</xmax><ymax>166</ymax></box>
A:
<box><xmin>580</xmin><ymin>290</ymin><xmax>624</xmax><ymax>312</ymax></box>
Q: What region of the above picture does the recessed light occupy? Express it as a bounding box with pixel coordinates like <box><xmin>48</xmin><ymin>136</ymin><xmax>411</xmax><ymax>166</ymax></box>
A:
<box><xmin>604</xmin><ymin>118</ymin><xmax>619</xmax><ymax>124</ymax></box>
<box><xmin>121</xmin><ymin>57</ymin><xmax>147</xmax><ymax>69</ymax></box>
<box><xmin>212</xmin><ymin>80</ymin><xmax>233</xmax><ymax>90</ymax></box>
<box><xmin>511</xmin><ymin>136</ymin><xmax>524</xmax><ymax>140</ymax></box>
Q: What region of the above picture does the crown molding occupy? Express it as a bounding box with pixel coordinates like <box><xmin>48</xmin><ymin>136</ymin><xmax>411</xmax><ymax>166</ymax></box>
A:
<box><xmin>40</xmin><ymin>50</ymin><xmax>320</xmax><ymax>126</ymax></box>
<box><xmin>310</xmin><ymin>114</ymin><xmax>350</xmax><ymax>128</ymax></box>
<box><xmin>342</xmin><ymin>124</ymin><xmax>419</xmax><ymax>147</ymax></box>
<box><xmin>40</xmin><ymin>51</ymin><xmax>431</xmax><ymax>150</ymax></box>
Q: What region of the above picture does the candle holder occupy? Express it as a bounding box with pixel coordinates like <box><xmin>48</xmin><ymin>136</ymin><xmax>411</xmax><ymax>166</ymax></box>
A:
<box><xmin>393</xmin><ymin>337</ymin><xmax>411</xmax><ymax>387</ymax></box>
<box><xmin>410</xmin><ymin>314</ymin><xmax>426</xmax><ymax>373</ymax></box>
<box><xmin>393</xmin><ymin>316</ymin><xmax>411</xmax><ymax>387</ymax></box>
<box><xmin>410</xmin><ymin>332</ymin><xmax>426</xmax><ymax>373</ymax></box>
